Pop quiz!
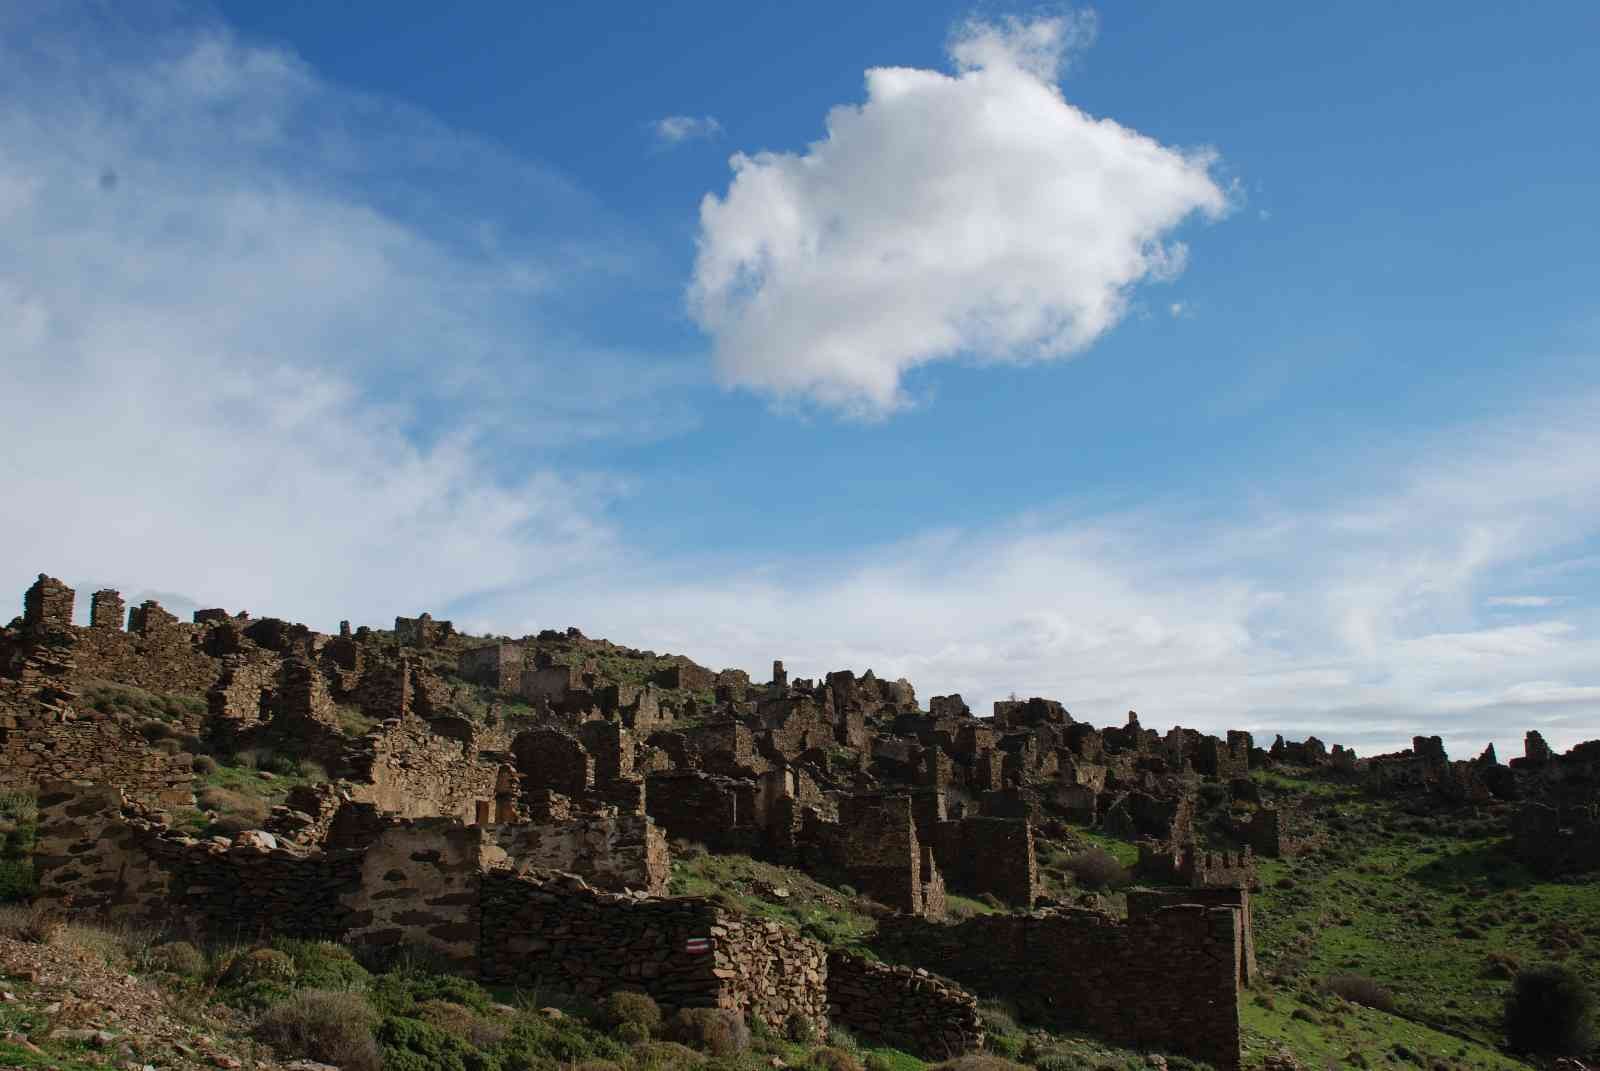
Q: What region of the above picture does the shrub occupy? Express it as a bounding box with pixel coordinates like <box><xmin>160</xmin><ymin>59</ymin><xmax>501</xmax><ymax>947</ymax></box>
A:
<box><xmin>0</xmin><ymin>905</ymin><xmax>63</xmax><ymax>944</ymax></box>
<box><xmin>668</xmin><ymin>1007</ymin><xmax>751</xmax><ymax>1056</ymax></box>
<box><xmin>1061</xmin><ymin>848</ymin><xmax>1129</xmax><ymax>890</ymax></box>
<box><xmin>828</xmin><ymin>1026</ymin><xmax>860</xmax><ymax>1052</ymax></box>
<box><xmin>603</xmin><ymin>990</ymin><xmax>662</xmax><ymax>1036</ymax></box>
<box><xmin>192</xmin><ymin>754</ymin><xmax>220</xmax><ymax>775</ymax></box>
<box><xmin>369</xmin><ymin>968</ymin><xmax>494</xmax><ymax>1017</ymax></box>
<box><xmin>1505</xmin><ymin>964</ymin><xmax>1594</xmax><ymax>1055</ymax></box>
<box><xmin>812</xmin><ymin>1046</ymin><xmax>865</xmax><ymax>1071</ymax></box>
<box><xmin>864</xmin><ymin>1055</ymin><xmax>898</xmax><ymax>1071</ymax></box>
<box><xmin>416</xmin><ymin>999</ymin><xmax>483</xmax><ymax>1040</ymax></box>
<box><xmin>376</xmin><ymin>1014</ymin><xmax>482</xmax><ymax>1071</ymax></box>
<box><xmin>1322</xmin><ymin>974</ymin><xmax>1396</xmax><ymax>1013</ymax></box>
<box><xmin>616</xmin><ymin>1021</ymin><xmax>651</xmax><ymax>1046</ymax></box>
<box><xmin>976</xmin><ymin>999</ymin><xmax>1020</xmax><ymax>1037</ymax></box>
<box><xmin>147</xmin><ymin>940</ymin><xmax>207</xmax><ymax>977</ymax></box>
<box><xmin>256</xmin><ymin>989</ymin><xmax>382</xmax><ymax>1071</ymax></box>
<box><xmin>496</xmin><ymin>1014</ymin><xmax>628</xmax><ymax>1068</ymax></box>
<box><xmin>0</xmin><ymin>859</ymin><xmax>36</xmax><ymax>903</ymax></box>
<box><xmin>989</xmin><ymin>1034</ymin><xmax>1029</xmax><ymax>1060</ymax></box>
<box><xmin>630</xmin><ymin>1040</ymin><xmax>706</xmax><ymax>1071</ymax></box>
<box><xmin>274</xmin><ymin>938</ymin><xmax>371</xmax><ymax>991</ymax></box>
<box><xmin>788</xmin><ymin>1012</ymin><xmax>818</xmax><ymax>1044</ymax></box>
<box><xmin>225</xmin><ymin>947</ymin><xmax>298</xmax><ymax>985</ymax></box>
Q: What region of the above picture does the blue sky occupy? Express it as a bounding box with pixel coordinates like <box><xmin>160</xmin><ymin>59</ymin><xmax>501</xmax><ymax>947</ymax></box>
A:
<box><xmin>3</xmin><ymin>2</ymin><xmax>1598</xmax><ymax>758</ymax></box>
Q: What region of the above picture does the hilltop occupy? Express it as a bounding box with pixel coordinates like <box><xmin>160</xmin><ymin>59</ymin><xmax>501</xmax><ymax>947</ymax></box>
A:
<box><xmin>0</xmin><ymin>573</ymin><xmax>1594</xmax><ymax>1071</ymax></box>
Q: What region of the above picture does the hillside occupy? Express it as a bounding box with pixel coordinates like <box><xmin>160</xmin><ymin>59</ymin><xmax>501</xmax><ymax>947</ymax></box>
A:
<box><xmin>0</xmin><ymin>573</ymin><xmax>1595</xmax><ymax>1071</ymax></box>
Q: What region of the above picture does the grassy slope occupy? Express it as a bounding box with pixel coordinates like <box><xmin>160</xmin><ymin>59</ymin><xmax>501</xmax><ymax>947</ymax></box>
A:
<box><xmin>1248</xmin><ymin>772</ymin><xmax>1599</xmax><ymax>1051</ymax></box>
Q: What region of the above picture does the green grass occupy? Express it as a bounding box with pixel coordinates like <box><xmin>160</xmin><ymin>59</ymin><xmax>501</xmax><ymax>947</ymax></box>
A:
<box><xmin>669</xmin><ymin>851</ymin><xmax>879</xmax><ymax>950</ymax></box>
<box><xmin>79</xmin><ymin>678</ymin><xmax>207</xmax><ymax>724</ymax></box>
<box><xmin>1250</xmin><ymin>790</ymin><xmax>1599</xmax><ymax>1053</ymax></box>
<box><xmin>1241</xmin><ymin>990</ymin><xmax>1526</xmax><ymax>1071</ymax></box>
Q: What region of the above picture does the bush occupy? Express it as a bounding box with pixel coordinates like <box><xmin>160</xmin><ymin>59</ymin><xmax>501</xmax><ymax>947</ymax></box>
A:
<box><xmin>616</xmin><ymin>1021</ymin><xmax>651</xmax><ymax>1046</ymax></box>
<box><xmin>256</xmin><ymin>989</ymin><xmax>382</xmax><ymax>1071</ymax></box>
<box><xmin>828</xmin><ymin>1026</ymin><xmax>859</xmax><ymax>1052</ymax></box>
<box><xmin>147</xmin><ymin>940</ymin><xmax>207</xmax><ymax>977</ymax></box>
<box><xmin>274</xmin><ymin>938</ymin><xmax>371</xmax><ymax>991</ymax></box>
<box><xmin>225</xmin><ymin>947</ymin><xmax>298</xmax><ymax>985</ymax></box>
<box><xmin>496</xmin><ymin>1014</ymin><xmax>628</xmax><ymax>1068</ymax></box>
<box><xmin>0</xmin><ymin>859</ymin><xmax>36</xmax><ymax>903</ymax></box>
<box><xmin>1322</xmin><ymin>974</ymin><xmax>1396</xmax><ymax>1013</ymax></box>
<box><xmin>864</xmin><ymin>1055</ymin><xmax>898</xmax><ymax>1071</ymax></box>
<box><xmin>788</xmin><ymin>1012</ymin><xmax>819</xmax><ymax>1044</ymax></box>
<box><xmin>668</xmin><ymin>1007</ymin><xmax>751</xmax><ymax>1056</ymax></box>
<box><xmin>369</xmin><ymin>969</ymin><xmax>494</xmax><ymax>1017</ymax></box>
<box><xmin>192</xmin><ymin>754</ymin><xmax>220</xmax><ymax>775</ymax></box>
<box><xmin>604</xmin><ymin>990</ymin><xmax>662</xmax><ymax>1036</ymax></box>
<box><xmin>976</xmin><ymin>999</ymin><xmax>1020</xmax><ymax>1037</ymax></box>
<box><xmin>0</xmin><ymin>905</ymin><xmax>63</xmax><ymax>944</ymax></box>
<box><xmin>376</xmin><ymin>1014</ymin><xmax>483</xmax><ymax>1071</ymax></box>
<box><xmin>1505</xmin><ymin>964</ymin><xmax>1594</xmax><ymax>1055</ymax></box>
<box><xmin>1061</xmin><ymin>848</ymin><xmax>1129</xmax><ymax>890</ymax></box>
<box><xmin>988</xmin><ymin>1034</ymin><xmax>1026</xmax><ymax>1060</ymax></box>
<box><xmin>630</xmin><ymin>1040</ymin><xmax>706</xmax><ymax>1071</ymax></box>
<box><xmin>812</xmin><ymin>1047</ymin><xmax>865</xmax><ymax>1071</ymax></box>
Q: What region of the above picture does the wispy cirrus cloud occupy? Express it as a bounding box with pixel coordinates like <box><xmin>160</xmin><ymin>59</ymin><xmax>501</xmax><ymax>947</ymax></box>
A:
<box><xmin>457</xmin><ymin>389</ymin><xmax>1600</xmax><ymax>761</ymax></box>
<box><xmin>651</xmin><ymin>114</ymin><xmax>723</xmax><ymax>146</ymax></box>
<box><xmin>0</xmin><ymin>4</ymin><xmax>688</xmax><ymax>624</ymax></box>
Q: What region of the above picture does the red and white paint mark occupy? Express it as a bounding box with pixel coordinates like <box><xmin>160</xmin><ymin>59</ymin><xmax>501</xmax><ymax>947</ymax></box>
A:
<box><xmin>684</xmin><ymin>938</ymin><xmax>712</xmax><ymax>956</ymax></box>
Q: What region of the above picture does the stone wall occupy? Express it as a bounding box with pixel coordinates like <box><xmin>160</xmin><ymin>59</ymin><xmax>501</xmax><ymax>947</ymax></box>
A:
<box><xmin>485</xmin><ymin>814</ymin><xmax>669</xmax><ymax>894</ymax></box>
<box><xmin>345</xmin><ymin>714</ymin><xmax>505</xmax><ymax>821</ymax></box>
<box><xmin>1511</xmin><ymin>802</ymin><xmax>1600</xmax><ymax>875</ymax></box>
<box><xmin>32</xmin><ymin>782</ymin><xmax>362</xmax><ymax>937</ymax></box>
<box><xmin>343</xmin><ymin>820</ymin><xmax>488</xmax><ymax>972</ymax></box>
<box><xmin>1135</xmin><ymin>843</ymin><xmax>1258</xmax><ymax>891</ymax></box>
<box><xmin>0</xmin><ymin>693</ymin><xmax>195</xmax><ymax>807</ymax></box>
<box><xmin>479</xmin><ymin>871</ymin><xmax>829</xmax><ymax>1037</ymax></box>
<box><xmin>70</xmin><ymin>615</ymin><xmax>222</xmax><ymax>702</ymax></box>
<box><xmin>875</xmin><ymin>905</ymin><xmax>1244</xmax><ymax>1071</ymax></box>
<box><xmin>930</xmin><ymin>817</ymin><xmax>1040</xmax><ymax>906</ymax></box>
<box><xmin>825</xmin><ymin>951</ymin><xmax>983</xmax><ymax>1059</ymax></box>
<box><xmin>459</xmin><ymin>643</ymin><xmax>525</xmax><ymax>692</ymax></box>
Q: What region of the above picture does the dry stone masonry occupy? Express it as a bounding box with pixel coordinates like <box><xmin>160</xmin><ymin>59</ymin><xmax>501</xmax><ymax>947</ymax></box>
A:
<box><xmin>8</xmin><ymin>569</ymin><xmax>1598</xmax><ymax>1070</ymax></box>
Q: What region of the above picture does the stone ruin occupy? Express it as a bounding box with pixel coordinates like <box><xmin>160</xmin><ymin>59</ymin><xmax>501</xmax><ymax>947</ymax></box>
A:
<box><xmin>2</xmin><ymin>571</ymin><xmax>1438</xmax><ymax>1071</ymax></box>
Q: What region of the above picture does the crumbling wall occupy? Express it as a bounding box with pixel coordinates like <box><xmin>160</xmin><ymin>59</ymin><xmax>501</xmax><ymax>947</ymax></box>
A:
<box><xmin>875</xmin><ymin>905</ymin><xmax>1243</xmax><ymax>1071</ymax></box>
<box><xmin>930</xmin><ymin>817</ymin><xmax>1040</xmax><ymax>906</ymax></box>
<box><xmin>345</xmin><ymin>714</ymin><xmax>504</xmax><ymax>821</ymax></box>
<box><xmin>33</xmin><ymin>782</ymin><xmax>361</xmax><ymax>936</ymax></box>
<box><xmin>1511</xmin><ymin>802</ymin><xmax>1600</xmax><ymax>875</ymax></box>
<box><xmin>479</xmin><ymin>871</ymin><xmax>827</xmax><ymax>1036</ymax></box>
<box><xmin>825</xmin><ymin>950</ymin><xmax>983</xmax><ymax>1059</ymax></box>
<box><xmin>1135</xmin><ymin>843</ymin><xmax>1258</xmax><ymax>891</ymax></box>
<box><xmin>459</xmin><ymin>643</ymin><xmax>525</xmax><ymax>692</ymax></box>
<box><xmin>485</xmin><ymin>814</ymin><xmax>669</xmax><ymax>894</ymax></box>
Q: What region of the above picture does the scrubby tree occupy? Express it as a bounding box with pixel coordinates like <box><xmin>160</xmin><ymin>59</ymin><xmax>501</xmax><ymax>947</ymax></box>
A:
<box><xmin>1505</xmin><ymin>964</ymin><xmax>1593</xmax><ymax>1055</ymax></box>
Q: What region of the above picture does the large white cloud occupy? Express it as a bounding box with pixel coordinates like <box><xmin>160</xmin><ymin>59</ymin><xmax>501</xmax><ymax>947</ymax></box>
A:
<box><xmin>689</xmin><ymin>14</ymin><xmax>1228</xmax><ymax>415</ymax></box>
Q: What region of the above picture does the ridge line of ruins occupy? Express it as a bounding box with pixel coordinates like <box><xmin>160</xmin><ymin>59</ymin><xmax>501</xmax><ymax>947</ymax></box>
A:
<box><xmin>4</xmin><ymin>574</ymin><xmax>1597</xmax><ymax>1070</ymax></box>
